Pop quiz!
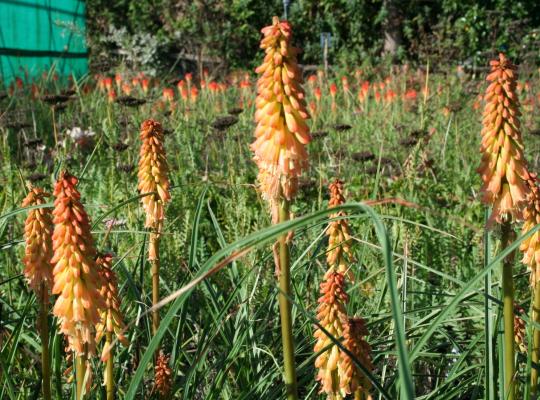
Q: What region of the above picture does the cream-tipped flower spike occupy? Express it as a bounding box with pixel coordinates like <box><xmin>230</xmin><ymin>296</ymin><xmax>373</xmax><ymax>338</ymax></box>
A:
<box><xmin>137</xmin><ymin>119</ymin><xmax>171</xmax><ymax>233</ymax></box>
<box><xmin>251</xmin><ymin>16</ymin><xmax>311</xmax><ymax>218</ymax></box>
<box><xmin>313</xmin><ymin>270</ymin><xmax>348</xmax><ymax>398</ymax></box>
<box><xmin>327</xmin><ymin>179</ymin><xmax>354</xmax><ymax>276</ymax></box>
<box><xmin>22</xmin><ymin>186</ymin><xmax>54</xmax><ymax>303</ymax></box>
<box><xmin>478</xmin><ymin>53</ymin><xmax>531</xmax><ymax>224</ymax></box>
<box><xmin>95</xmin><ymin>253</ymin><xmax>129</xmax><ymax>362</ymax></box>
<box><xmin>520</xmin><ymin>175</ymin><xmax>540</xmax><ymax>286</ymax></box>
<box><xmin>313</xmin><ymin>180</ymin><xmax>354</xmax><ymax>399</ymax></box>
<box><xmin>51</xmin><ymin>171</ymin><xmax>105</xmax><ymax>355</ymax></box>
<box><xmin>338</xmin><ymin>317</ymin><xmax>374</xmax><ymax>400</ymax></box>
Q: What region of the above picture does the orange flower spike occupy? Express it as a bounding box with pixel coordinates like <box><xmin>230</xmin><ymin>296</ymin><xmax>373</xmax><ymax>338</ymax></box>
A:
<box><xmin>338</xmin><ymin>317</ymin><xmax>374</xmax><ymax>400</ymax></box>
<box><xmin>22</xmin><ymin>186</ymin><xmax>54</xmax><ymax>303</ymax></box>
<box><xmin>251</xmin><ymin>16</ymin><xmax>311</xmax><ymax>205</ymax></box>
<box><xmin>51</xmin><ymin>171</ymin><xmax>105</xmax><ymax>355</ymax></box>
<box><xmin>137</xmin><ymin>119</ymin><xmax>171</xmax><ymax>231</ymax></box>
<box><xmin>313</xmin><ymin>270</ymin><xmax>349</xmax><ymax>397</ymax></box>
<box><xmin>327</xmin><ymin>180</ymin><xmax>354</xmax><ymax>276</ymax></box>
<box><xmin>520</xmin><ymin>176</ymin><xmax>540</xmax><ymax>286</ymax></box>
<box><xmin>95</xmin><ymin>254</ymin><xmax>129</xmax><ymax>362</ymax></box>
<box><xmin>154</xmin><ymin>351</ymin><xmax>172</xmax><ymax>397</ymax></box>
<box><xmin>478</xmin><ymin>53</ymin><xmax>531</xmax><ymax>224</ymax></box>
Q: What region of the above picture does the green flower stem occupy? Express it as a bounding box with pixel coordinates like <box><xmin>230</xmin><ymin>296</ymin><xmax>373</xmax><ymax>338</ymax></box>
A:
<box><xmin>531</xmin><ymin>281</ymin><xmax>540</xmax><ymax>393</ymax></box>
<box><xmin>501</xmin><ymin>221</ymin><xmax>515</xmax><ymax>400</ymax></box>
<box><xmin>277</xmin><ymin>198</ymin><xmax>298</xmax><ymax>400</ymax></box>
<box><xmin>38</xmin><ymin>285</ymin><xmax>51</xmax><ymax>400</ymax></box>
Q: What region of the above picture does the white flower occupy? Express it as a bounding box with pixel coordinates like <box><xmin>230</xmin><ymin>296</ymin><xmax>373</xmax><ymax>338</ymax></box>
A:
<box><xmin>66</xmin><ymin>127</ymin><xmax>96</xmax><ymax>141</ymax></box>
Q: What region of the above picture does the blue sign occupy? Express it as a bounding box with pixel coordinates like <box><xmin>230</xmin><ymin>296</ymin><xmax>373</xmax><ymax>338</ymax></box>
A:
<box><xmin>320</xmin><ymin>32</ymin><xmax>332</xmax><ymax>48</ymax></box>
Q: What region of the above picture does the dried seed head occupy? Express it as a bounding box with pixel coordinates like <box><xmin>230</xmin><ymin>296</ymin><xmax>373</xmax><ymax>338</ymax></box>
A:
<box><xmin>338</xmin><ymin>317</ymin><xmax>374</xmax><ymax>400</ymax></box>
<box><xmin>137</xmin><ymin>119</ymin><xmax>171</xmax><ymax>230</ymax></box>
<box><xmin>95</xmin><ymin>254</ymin><xmax>129</xmax><ymax>362</ymax></box>
<box><xmin>51</xmin><ymin>171</ymin><xmax>105</xmax><ymax>355</ymax></box>
<box><xmin>477</xmin><ymin>53</ymin><xmax>531</xmax><ymax>225</ymax></box>
<box><xmin>21</xmin><ymin>187</ymin><xmax>54</xmax><ymax>302</ymax></box>
<box><xmin>154</xmin><ymin>351</ymin><xmax>172</xmax><ymax>397</ymax></box>
<box><xmin>251</xmin><ymin>16</ymin><xmax>311</xmax><ymax>214</ymax></box>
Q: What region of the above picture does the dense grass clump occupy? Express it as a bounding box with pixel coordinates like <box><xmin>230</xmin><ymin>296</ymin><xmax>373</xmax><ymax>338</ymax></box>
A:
<box><xmin>1</xmin><ymin>59</ymin><xmax>540</xmax><ymax>399</ymax></box>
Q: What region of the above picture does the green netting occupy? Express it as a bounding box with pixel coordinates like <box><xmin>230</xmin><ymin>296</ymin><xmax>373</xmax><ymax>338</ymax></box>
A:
<box><xmin>0</xmin><ymin>0</ymin><xmax>88</xmax><ymax>84</ymax></box>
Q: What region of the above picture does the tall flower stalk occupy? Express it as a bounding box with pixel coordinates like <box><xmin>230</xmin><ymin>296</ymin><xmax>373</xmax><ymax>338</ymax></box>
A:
<box><xmin>251</xmin><ymin>16</ymin><xmax>311</xmax><ymax>399</ymax></box>
<box><xmin>95</xmin><ymin>254</ymin><xmax>129</xmax><ymax>400</ymax></box>
<box><xmin>137</xmin><ymin>119</ymin><xmax>170</xmax><ymax>335</ymax></box>
<box><xmin>519</xmin><ymin>176</ymin><xmax>540</xmax><ymax>392</ymax></box>
<box><xmin>478</xmin><ymin>53</ymin><xmax>531</xmax><ymax>400</ymax></box>
<box><xmin>51</xmin><ymin>172</ymin><xmax>105</xmax><ymax>399</ymax></box>
<box><xmin>314</xmin><ymin>180</ymin><xmax>373</xmax><ymax>399</ymax></box>
<box><xmin>22</xmin><ymin>186</ymin><xmax>54</xmax><ymax>400</ymax></box>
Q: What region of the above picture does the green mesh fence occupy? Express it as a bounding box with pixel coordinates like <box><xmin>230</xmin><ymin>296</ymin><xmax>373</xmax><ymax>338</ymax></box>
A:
<box><xmin>0</xmin><ymin>0</ymin><xmax>88</xmax><ymax>84</ymax></box>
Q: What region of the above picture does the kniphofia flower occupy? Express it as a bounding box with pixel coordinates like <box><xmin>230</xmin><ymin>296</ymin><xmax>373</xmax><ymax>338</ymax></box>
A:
<box><xmin>51</xmin><ymin>172</ymin><xmax>105</xmax><ymax>355</ymax></box>
<box><xmin>137</xmin><ymin>119</ymin><xmax>170</xmax><ymax>233</ymax></box>
<box><xmin>190</xmin><ymin>86</ymin><xmax>199</xmax><ymax>102</ymax></box>
<box><xmin>250</xmin><ymin>16</ymin><xmax>311</xmax><ymax>213</ymax></box>
<box><xmin>103</xmin><ymin>77</ymin><xmax>113</xmax><ymax>92</ymax></box>
<box><xmin>22</xmin><ymin>186</ymin><xmax>54</xmax><ymax>303</ymax></box>
<box><xmin>95</xmin><ymin>253</ymin><xmax>129</xmax><ymax>362</ymax></box>
<box><xmin>338</xmin><ymin>317</ymin><xmax>374</xmax><ymax>400</ymax></box>
<box><xmin>478</xmin><ymin>53</ymin><xmax>531</xmax><ymax>224</ymax></box>
<box><xmin>314</xmin><ymin>180</ymin><xmax>358</xmax><ymax>398</ymax></box>
<box><xmin>162</xmin><ymin>88</ymin><xmax>174</xmax><ymax>102</ymax></box>
<box><xmin>154</xmin><ymin>351</ymin><xmax>172</xmax><ymax>397</ymax></box>
<box><xmin>141</xmin><ymin>78</ymin><xmax>150</xmax><ymax>94</ymax></box>
<box><xmin>108</xmin><ymin>89</ymin><xmax>116</xmax><ymax>103</ymax></box>
<box><xmin>403</xmin><ymin>89</ymin><xmax>417</xmax><ymax>101</ymax></box>
<box><xmin>520</xmin><ymin>176</ymin><xmax>540</xmax><ymax>286</ymax></box>
<box><xmin>314</xmin><ymin>270</ymin><xmax>349</xmax><ymax>397</ymax></box>
<box><xmin>326</xmin><ymin>180</ymin><xmax>353</xmax><ymax>276</ymax></box>
<box><xmin>314</xmin><ymin>87</ymin><xmax>322</xmax><ymax>103</ymax></box>
<box><xmin>114</xmin><ymin>73</ymin><xmax>122</xmax><ymax>88</ymax></box>
<box><xmin>121</xmin><ymin>83</ymin><xmax>132</xmax><ymax>96</ymax></box>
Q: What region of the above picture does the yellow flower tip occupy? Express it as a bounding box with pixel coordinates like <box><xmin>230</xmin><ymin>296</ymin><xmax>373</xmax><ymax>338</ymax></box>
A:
<box><xmin>21</xmin><ymin>186</ymin><xmax>54</xmax><ymax>301</ymax></box>
<box><xmin>95</xmin><ymin>253</ymin><xmax>129</xmax><ymax>362</ymax></box>
<box><xmin>51</xmin><ymin>170</ymin><xmax>105</xmax><ymax>355</ymax></box>
<box><xmin>251</xmin><ymin>16</ymin><xmax>311</xmax><ymax>205</ymax></box>
<box><xmin>339</xmin><ymin>317</ymin><xmax>374</xmax><ymax>399</ymax></box>
<box><xmin>478</xmin><ymin>53</ymin><xmax>531</xmax><ymax>225</ymax></box>
<box><xmin>154</xmin><ymin>351</ymin><xmax>172</xmax><ymax>397</ymax></box>
<box><xmin>137</xmin><ymin>119</ymin><xmax>171</xmax><ymax>229</ymax></box>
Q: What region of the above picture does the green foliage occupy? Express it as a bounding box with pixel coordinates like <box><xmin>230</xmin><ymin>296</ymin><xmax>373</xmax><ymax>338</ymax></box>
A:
<box><xmin>2</xmin><ymin>64</ymin><xmax>540</xmax><ymax>398</ymax></box>
<box><xmin>85</xmin><ymin>0</ymin><xmax>540</xmax><ymax>72</ymax></box>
